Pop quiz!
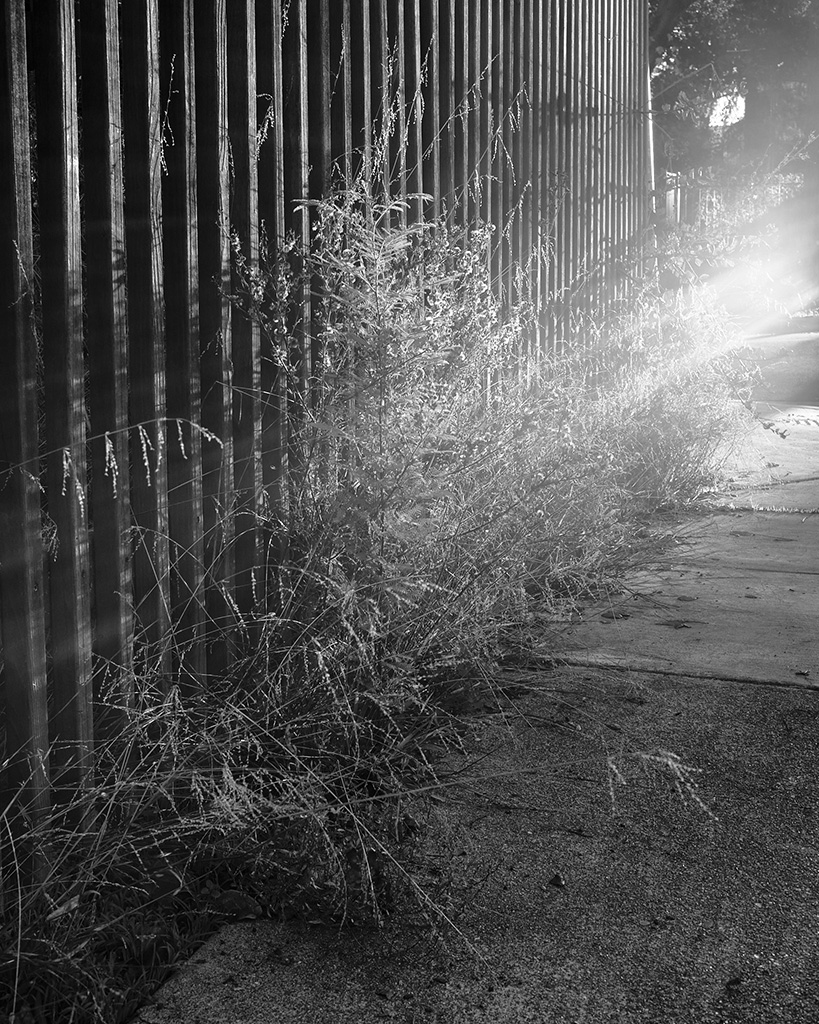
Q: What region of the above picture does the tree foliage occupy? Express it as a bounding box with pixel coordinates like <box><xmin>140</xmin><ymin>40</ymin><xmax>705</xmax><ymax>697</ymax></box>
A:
<box><xmin>650</xmin><ymin>0</ymin><xmax>819</xmax><ymax>170</ymax></box>
<box><xmin>650</xmin><ymin>0</ymin><xmax>819</xmax><ymax>83</ymax></box>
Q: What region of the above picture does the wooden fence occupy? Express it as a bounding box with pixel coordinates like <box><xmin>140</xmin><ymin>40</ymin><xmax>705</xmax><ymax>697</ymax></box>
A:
<box><xmin>0</xmin><ymin>0</ymin><xmax>649</xmax><ymax>835</ymax></box>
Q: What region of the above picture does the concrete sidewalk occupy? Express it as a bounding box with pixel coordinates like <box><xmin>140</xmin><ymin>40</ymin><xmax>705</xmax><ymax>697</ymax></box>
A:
<box><xmin>550</xmin><ymin>332</ymin><xmax>819</xmax><ymax>688</ymax></box>
<box><xmin>136</xmin><ymin>334</ymin><xmax>819</xmax><ymax>1024</ymax></box>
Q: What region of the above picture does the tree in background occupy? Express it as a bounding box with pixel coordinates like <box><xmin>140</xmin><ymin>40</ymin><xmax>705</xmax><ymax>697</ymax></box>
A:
<box><xmin>649</xmin><ymin>0</ymin><xmax>819</xmax><ymax>173</ymax></box>
<box><xmin>649</xmin><ymin>1</ymin><xmax>819</xmax><ymax>320</ymax></box>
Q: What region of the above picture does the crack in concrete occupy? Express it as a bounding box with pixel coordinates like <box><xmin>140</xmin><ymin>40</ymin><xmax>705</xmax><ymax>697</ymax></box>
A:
<box><xmin>549</xmin><ymin>652</ymin><xmax>819</xmax><ymax>691</ymax></box>
<box><xmin>680</xmin><ymin>564</ymin><xmax>819</xmax><ymax>576</ymax></box>
<box><xmin>734</xmin><ymin>507</ymin><xmax>819</xmax><ymax>513</ymax></box>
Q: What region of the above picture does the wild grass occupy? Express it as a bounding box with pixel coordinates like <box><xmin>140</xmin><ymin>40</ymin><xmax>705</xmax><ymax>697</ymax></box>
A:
<box><xmin>0</xmin><ymin>182</ymin><xmax>757</xmax><ymax>1023</ymax></box>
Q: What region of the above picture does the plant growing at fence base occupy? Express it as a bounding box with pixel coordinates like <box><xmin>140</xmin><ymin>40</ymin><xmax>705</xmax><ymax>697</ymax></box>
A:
<box><xmin>0</xmin><ymin>176</ymin><xmax>757</xmax><ymax>1022</ymax></box>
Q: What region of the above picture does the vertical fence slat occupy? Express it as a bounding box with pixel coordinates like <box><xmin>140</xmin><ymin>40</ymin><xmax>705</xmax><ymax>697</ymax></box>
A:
<box><xmin>442</xmin><ymin>0</ymin><xmax>454</xmax><ymax>210</ymax></box>
<box><xmin>532</xmin><ymin>0</ymin><xmax>544</xmax><ymax>351</ymax></box>
<box><xmin>409</xmin><ymin>0</ymin><xmax>423</xmax><ymax>219</ymax></box>
<box><xmin>428</xmin><ymin>0</ymin><xmax>441</xmax><ymax>218</ymax></box>
<box><xmin>555</xmin><ymin>0</ymin><xmax>568</xmax><ymax>336</ymax></box>
<box><xmin>450</xmin><ymin>0</ymin><xmax>464</xmax><ymax>212</ymax></box>
<box><xmin>160</xmin><ymin>0</ymin><xmax>206</xmax><ymax>685</ymax></box>
<box><xmin>623</xmin><ymin>0</ymin><xmax>631</xmax><ymax>293</ymax></box>
<box><xmin>641</xmin><ymin>0</ymin><xmax>653</xmax><ymax>247</ymax></box>
<box><xmin>498</xmin><ymin>0</ymin><xmax>510</xmax><ymax>298</ymax></box>
<box><xmin>464</xmin><ymin>0</ymin><xmax>477</xmax><ymax>224</ymax></box>
<box><xmin>633</xmin><ymin>0</ymin><xmax>646</xmax><ymax>262</ymax></box>
<box><xmin>79</xmin><ymin>0</ymin><xmax>134</xmax><ymax>729</ymax></box>
<box><xmin>227</xmin><ymin>0</ymin><xmax>262</xmax><ymax>616</ymax></box>
<box><xmin>541</xmin><ymin>0</ymin><xmax>552</xmax><ymax>343</ymax></box>
<box><xmin>378</xmin><ymin>0</ymin><xmax>390</xmax><ymax>195</ymax></box>
<box><xmin>622</xmin><ymin>0</ymin><xmax>631</xmax><ymax>297</ymax></box>
<box><xmin>313</xmin><ymin>0</ymin><xmax>332</xmax><ymax>196</ymax></box>
<box><xmin>395</xmin><ymin>0</ymin><xmax>408</xmax><ymax>214</ymax></box>
<box><xmin>360</xmin><ymin>0</ymin><xmax>373</xmax><ymax>184</ymax></box>
<box><xmin>579</xmin><ymin>0</ymin><xmax>590</xmax><ymax>324</ymax></box>
<box><xmin>0</xmin><ymin>0</ymin><xmax>51</xmax><ymax>842</ymax></box>
<box><xmin>194</xmin><ymin>0</ymin><xmax>235</xmax><ymax>668</ymax></box>
<box><xmin>121</xmin><ymin>0</ymin><xmax>172</xmax><ymax>673</ymax></box>
<box><xmin>622</xmin><ymin>0</ymin><xmax>632</xmax><ymax>286</ymax></box>
<box><xmin>341</xmin><ymin>0</ymin><xmax>353</xmax><ymax>185</ymax></box>
<box><xmin>257</xmin><ymin>0</ymin><xmax>289</xmax><ymax>570</ymax></box>
<box><xmin>624</xmin><ymin>0</ymin><xmax>632</xmax><ymax>296</ymax></box>
<box><xmin>32</xmin><ymin>0</ymin><xmax>94</xmax><ymax>801</ymax></box>
<box><xmin>548</xmin><ymin>0</ymin><xmax>564</xmax><ymax>344</ymax></box>
<box><xmin>488</xmin><ymin>0</ymin><xmax>500</xmax><ymax>290</ymax></box>
<box><xmin>446</xmin><ymin>0</ymin><xmax>457</xmax><ymax>211</ymax></box>
<box><xmin>587</xmin><ymin>0</ymin><xmax>600</xmax><ymax>317</ymax></box>
<box><xmin>577</xmin><ymin>0</ymin><xmax>588</xmax><ymax>324</ymax></box>
<box><xmin>521</xmin><ymin>0</ymin><xmax>533</xmax><ymax>326</ymax></box>
<box><xmin>567</xmin><ymin>0</ymin><xmax>580</xmax><ymax>329</ymax></box>
<box><xmin>635</xmin><ymin>2</ymin><xmax>643</xmax><ymax>255</ymax></box>
<box><xmin>282</xmin><ymin>0</ymin><xmax>311</xmax><ymax>470</ymax></box>
<box><xmin>630</xmin><ymin>0</ymin><xmax>639</xmax><ymax>258</ymax></box>
<box><xmin>615</xmin><ymin>0</ymin><xmax>626</xmax><ymax>304</ymax></box>
<box><xmin>455</xmin><ymin>0</ymin><xmax>468</xmax><ymax>220</ymax></box>
<box><xmin>510</xmin><ymin>0</ymin><xmax>523</xmax><ymax>307</ymax></box>
<box><xmin>283</xmin><ymin>0</ymin><xmax>310</xmax><ymax>391</ymax></box>
<box><xmin>601</xmin><ymin>0</ymin><xmax>613</xmax><ymax>313</ymax></box>
<box><xmin>310</xmin><ymin>0</ymin><xmax>333</xmax><ymax>398</ymax></box>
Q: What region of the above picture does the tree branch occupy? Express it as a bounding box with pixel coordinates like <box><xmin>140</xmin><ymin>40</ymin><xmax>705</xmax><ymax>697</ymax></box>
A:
<box><xmin>650</xmin><ymin>0</ymin><xmax>702</xmax><ymax>65</ymax></box>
